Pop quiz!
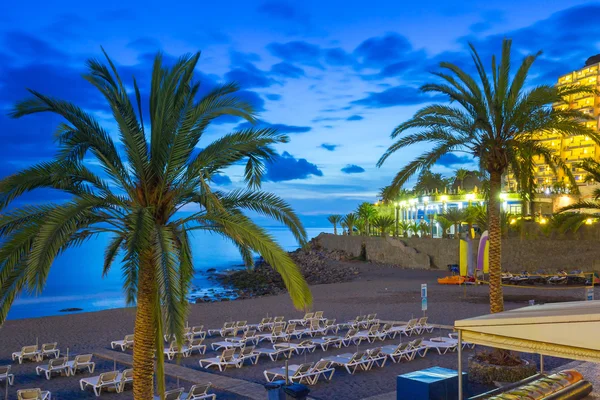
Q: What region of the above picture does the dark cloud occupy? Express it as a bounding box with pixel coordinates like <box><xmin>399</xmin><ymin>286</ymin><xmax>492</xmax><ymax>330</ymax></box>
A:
<box><xmin>224</xmin><ymin>62</ymin><xmax>277</xmax><ymax>89</ymax></box>
<box><xmin>312</xmin><ymin>116</ymin><xmax>343</xmax><ymax>123</ymax></box>
<box><xmin>436</xmin><ymin>153</ymin><xmax>475</xmax><ymax>167</ymax></box>
<box><xmin>211</xmin><ymin>174</ymin><xmax>232</xmax><ymax>186</ymax></box>
<box><xmin>324</xmin><ymin>48</ymin><xmax>353</xmax><ymax>66</ymax></box>
<box><xmin>230</xmin><ymin>51</ymin><xmax>261</xmax><ymax>66</ymax></box>
<box><xmin>270</xmin><ymin>62</ymin><xmax>305</xmax><ymax>78</ymax></box>
<box><xmin>346</xmin><ymin>114</ymin><xmax>363</xmax><ymax>121</ymax></box>
<box><xmin>265</xmin><ymin>93</ymin><xmax>282</xmax><ymax>101</ymax></box>
<box><xmin>126</xmin><ymin>37</ymin><xmax>161</xmax><ymax>52</ymax></box>
<box><xmin>352</xmin><ymin>86</ymin><xmax>445</xmax><ymax>108</ymax></box>
<box><xmin>264</xmin><ymin>151</ymin><xmax>323</xmax><ymax>182</ymax></box>
<box><xmin>469</xmin><ymin>21</ymin><xmax>492</xmax><ymax>33</ymax></box>
<box><xmin>354</xmin><ymin>33</ymin><xmax>413</xmax><ymax>68</ymax></box>
<box><xmin>267</xmin><ymin>41</ymin><xmax>323</xmax><ymax>68</ymax></box>
<box><xmin>2</xmin><ymin>32</ymin><xmax>67</xmax><ymax>61</ymax></box>
<box><xmin>236</xmin><ymin>120</ymin><xmax>311</xmax><ymax>134</ymax></box>
<box><xmin>320</xmin><ymin>143</ymin><xmax>339</xmax><ymax>151</ymax></box>
<box><xmin>341</xmin><ymin>164</ymin><xmax>365</xmax><ymax>174</ymax></box>
<box><xmin>257</xmin><ymin>1</ymin><xmax>302</xmax><ymax>21</ymax></box>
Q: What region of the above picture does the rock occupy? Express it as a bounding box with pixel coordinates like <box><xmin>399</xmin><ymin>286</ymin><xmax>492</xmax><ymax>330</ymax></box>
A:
<box><xmin>59</xmin><ymin>308</ymin><xmax>83</xmax><ymax>313</ymax></box>
<box><xmin>206</xmin><ymin>268</ymin><xmax>216</xmax><ymax>273</ymax></box>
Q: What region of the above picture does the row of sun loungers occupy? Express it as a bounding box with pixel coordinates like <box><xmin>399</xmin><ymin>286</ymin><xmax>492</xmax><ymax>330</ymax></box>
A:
<box><xmin>35</xmin><ymin>354</ymin><xmax>95</xmax><ymax>380</ymax></box>
<box><xmin>154</xmin><ymin>383</ymin><xmax>216</xmax><ymax>400</ymax></box>
<box><xmin>12</xmin><ymin>343</ymin><xmax>60</xmax><ymax>364</ymax></box>
<box><xmin>79</xmin><ymin>369</ymin><xmax>133</xmax><ymax>396</ymax></box>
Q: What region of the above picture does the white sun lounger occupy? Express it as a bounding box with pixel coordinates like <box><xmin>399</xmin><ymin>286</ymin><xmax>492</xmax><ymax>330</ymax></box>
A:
<box><xmin>366</xmin><ymin>347</ymin><xmax>387</xmax><ymax>369</ymax></box>
<box><xmin>39</xmin><ymin>343</ymin><xmax>60</xmax><ymax>360</ymax></box>
<box><xmin>409</xmin><ymin>338</ymin><xmax>429</xmax><ymax>358</ymax></box>
<box><xmin>187</xmin><ymin>338</ymin><xmax>207</xmax><ymax>355</ymax></box>
<box><xmin>80</xmin><ymin>370</ymin><xmax>121</xmax><ymax>396</ymax></box>
<box><xmin>323</xmin><ymin>319</ymin><xmax>338</xmax><ymax>335</ymax></box>
<box><xmin>164</xmin><ymin>341</ymin><xmax>192</xmax><ymax>360</ymax></box>
<box><xmin>189</xmin><ymin>325</ymin><xmax>207</xmax><ymax>339</ymax></box>
<box><xmin>66</xmin><ymin>354</ymin><xmax>95</xmax><ymax>375</ymax></box>
<box><xmin>17</xmin><ymin>388</ymin><xmax>51</xmax><ymax>400</ymax></box>
<box><xmin>310</xmin><ymin>336</ymin><xmax>343</xmax><ymax>351</ymax></box>
<box><xmin>247</xmin><ymin>317</ymin><xmax>274</xmax><ymax>332</ymax></box>
<box><xmin>181</xmin><ymin>383</ymin><xmax>216</xmax><ymax>400</ymax></box>
<box><xmin>448</xmin><ymin>333</ymin><xmax>476</xmax><ymax>349</ymax></box>
<box><xmin>416</xmin><ymin>316</ymin><xmax>435</xmax><ymax>334</ymax></box>
<box><xmin>232</xmin><ymin>346</ymin><xmax>259</xmax><ymax>366</ymax></box>
<box><xmin>274</xmin><ymin>340</ymin><xmax>316</xmax><ymax>355</ymax></box>
<box><xmin>0</xmin><ymin>365</ymin><xmax>15</xmax><ymax>385</ymax></box>
<box><xmin>381</xmin><ymin>342</ymin><xmax>414</xmax><ymax>363</ymax></box>
<box><xmin>256</xmin><ymin>325</ymin><xmax>289</xmax><ymax>343</ymax></box>
<box><xmin>12</xmin><ymin>345</ymin><xmax>41</xmax><ymax>364</ymax></box>
<box><xmin>199</xmin><ymin>348</ymin><xmax>241</xmax><ymax>371</ymax></box>
<box><xmin>340</xmin><ymin>329</ymin><xmax>359</xmax><ymax>347</ymax></box>
<box><xmin>154</xmin><ymin>387</ymin><xmax>184</xmax><ymax>400</ymax></box>
<box><xmin>288</xmin><ymin>312</ymin><xmax>314</xmax><ymax>326</ymax></box>
<box><xmin>295</xmin><ymin>319</ymin><xmax>328</xmax><ymax>338</ymax></box>
<box><xmin>338</xmin><ymin>315</ymin><xmax>366</xmax><ymax>329</ymax></box>
<box><xmin>111</xmin><ymin>334</ymin><xmax>134</xmax><ymax>351</ymax></box>
<box><xmin>225</xmin><ymin>329</ymin><xmax>259</xmax><ymax>345</ymax></box>
<box><xmin>349</xmin><ymin>324</ymin><xmax>384</xmax><ymax>344</ymax></box>
<box><xmin>322</xmin><ymin>351</ymin><xmax>371</xmax><ymax>374</ymax></box>
<box><xmin>118</xmin><ymin>369</ymin><xmax>134</xmax><ymax>393</ymax></box>
<box><xmin>264</xmin><ymin>362</ymin><xmax>314</xmax><ymax>384</ymax></box>
<box><xmin>207</xmin><ymin>322</ymin><xmax>235</xmax><ymax>337</ymax></box>
<box><xmin>253</xmin><ymin>346</ymin><xmax>294</xmax><ymax>361</ymax></box>
<box><xmin>423</xmin><ymin>338</ymin><xmax>458</xmax><ymax>354</ymax></box>
<box><xmin>164</xmin><ymin>327</ymin><xmax>192</xmax><ymax>342</ymax></box>
<box><xmin>36</xmin><ymin>357</ymin><xmax>69</xmax><ymax>380</ymax></box>
<box><xmin>306</xmin><ymin>360</ymin><xmax>335</xmax><ymax>384</ymax></box>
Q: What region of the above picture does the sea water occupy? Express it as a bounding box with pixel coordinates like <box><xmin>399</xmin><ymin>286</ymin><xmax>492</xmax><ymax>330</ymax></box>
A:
<box><xmin>6</xmin><ymin>227</ymin><xmax>331</xmax><ymax>320</ymax></box>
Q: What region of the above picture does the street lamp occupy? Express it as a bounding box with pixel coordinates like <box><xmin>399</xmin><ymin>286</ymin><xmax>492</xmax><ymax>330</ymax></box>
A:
<box><xmin>394</xmin><ymin>202</ymin><xmax>400</xmax><ymax>238</ymax></box>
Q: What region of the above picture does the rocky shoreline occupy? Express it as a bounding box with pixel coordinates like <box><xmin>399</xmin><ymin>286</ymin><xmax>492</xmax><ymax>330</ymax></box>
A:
<box><xmin>212</xmin><ymin>240</ymin><xmax>360</xmax><ymax>301</ymax></box>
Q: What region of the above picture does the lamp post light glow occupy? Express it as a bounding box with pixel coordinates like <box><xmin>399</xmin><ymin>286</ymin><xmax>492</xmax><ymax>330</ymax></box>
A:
<box><xmin>586</xmin><ymin>218</ymin><xmax>593</xmax><ymax>225</ymax></box>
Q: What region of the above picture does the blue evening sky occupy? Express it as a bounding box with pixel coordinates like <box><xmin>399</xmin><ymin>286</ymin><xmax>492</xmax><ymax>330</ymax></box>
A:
<box><xmin>1</xmin><ymin>0</ymin><xmax>599</xmax><ymax>226</ymax></box>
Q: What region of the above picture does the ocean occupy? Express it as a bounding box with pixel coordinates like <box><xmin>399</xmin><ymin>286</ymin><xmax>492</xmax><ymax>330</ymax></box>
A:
<box><xmin>6</xmin><ymin>227</ymin><xmax>332</xmax><ymax>320</ymax></box>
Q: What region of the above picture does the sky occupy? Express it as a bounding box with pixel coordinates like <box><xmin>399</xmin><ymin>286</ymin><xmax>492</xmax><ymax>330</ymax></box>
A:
<box><xmin>1</xmin><ymin>0</ymin><xmax>600</xmax><ymax>227</ymax></box>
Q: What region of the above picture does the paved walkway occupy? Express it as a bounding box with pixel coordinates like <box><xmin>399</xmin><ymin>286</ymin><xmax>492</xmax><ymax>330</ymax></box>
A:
<box><xmin>94</xmin><ymin>349</ymin><xmax>267</xmax><ymax>400</ymax></box>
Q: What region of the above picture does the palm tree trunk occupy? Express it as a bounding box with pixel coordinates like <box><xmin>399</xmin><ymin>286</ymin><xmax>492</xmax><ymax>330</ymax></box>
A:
<box><xmin>333</xmin><ymin>224</ymin><xmax>338</xmax><ymax>235</ymax></box>
<box><xmin>488</xmin><ymin>170</ymin><xmax>504</xmax><ymax>313</ymax></box>
<box><xmin>133</xmin><ymin>255</ymin><xmax>156</xmax><ymax>400</ymax></box>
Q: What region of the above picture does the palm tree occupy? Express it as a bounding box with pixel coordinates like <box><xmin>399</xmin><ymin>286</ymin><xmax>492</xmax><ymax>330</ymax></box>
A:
<box><xmin>437</xmin><ymin>216</ymin><xmax>453</xmax><ymax>238</ymax></box>
<box><xmin>377</xmin><ymin>39</ymin><xmax>598</xmax><ymax>313</ymax></box>
<box><xmin>357</xmin><ymin>202</ymin><xmax>377</xmax><ymax>236</ymax></box>
<box><xmin>578</xmin><ymin>158</ymin><xmax>600</xmax><ymax>199</ymax></box>
<box><xmin>418</xmin><ymin>221</ymin><xmax>430</xmax><ymax>237</ymax></box>
<box><xmin>342</xmin><ymin>213</ymin><xmax>358</xmax><ymax>236</ymax></box>
<box><xmin>454</xmin><ymin>168</ymin><xmax>470</xmax><ymax>190</ymax></box>
<box><xmin>556</xmin><ymin>201</ymin><xmax>600</xmax><ymax>233</ymax></box>
<box><xmin>0</xmin><ymin>51</ymin><xmax>312</xmax><ymax>400</ymax></box>
<box><xmin>327</xmin><ymin>214</ymin><xmax>343</xmax><ymax>235</ymax></box>
<box><xmin>398</xmin><ymin>221</ymin><xmax>410</xmax><ymax>238</ymax></box>
<box><xmin>373</xmin><ymin>215</ymin><xmax>395</xmax><ymax>237</ymax></box>
<box><xmin>441</xmin><ymin>208</ymin><xmax>465</xmax><ymax>239</ymax></box>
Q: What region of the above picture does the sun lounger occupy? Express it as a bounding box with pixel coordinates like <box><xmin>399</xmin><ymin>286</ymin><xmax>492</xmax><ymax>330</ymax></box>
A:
<box><xmin>264</xmin><ymin>362</ymin><xmax>314</xmax><ymax>384</ymax></box>
<box><xmin>416</xmin><ymin>316</ymin><xmax>435</xmax><ymax>334</ymax></box>
<box><xmin>289</xmin><ymin>312</ymin><xmax>314</xmax><ymax>326</ymax></box>
<box><xmin>381</xmin><ymin>342</ymin><xmax>414</xmax><ymax>363</ymax></box>
<box><xmin>164</xmin><ymin>327</ymin><xmax>192</xmax><ymax>342</ymax></box>
<box><xmin>365</xmin><ymin>314</ymin><xmax>379</xmax><ymax>327</ymax></box>
<box><xmin>164</xmin><ymin>341</ymin><xmax>192</xmax><ymax>360</ymax></box>
<box><xmin>0</xmin><ymin>365</ymin><xmax>14</xmax><ymax>385</ymax></box>
<box><xmin>36</xmin><ymin>357</ymin><xmax>69</xmax><ymax>380</ymax></box>
<box><xmin>313</xmin><ymin>311</ymin><xmax>325</xmax><ymax>321</ymax></box>
<box><xmin>409</xmin><ymin>338</ymin><xmax>429</xmax><ymax>358</ymax></box>
<box><xmin>423</xmin><ymin>338</ymin><xmax>458</xmax><ymax>354</ymax></box>
<box><xmin>181</xmin><ymin>383</ymin><xmax>216</xmax><ymax>400</ymax></box>
<box><xmin>349</xmin><ymin>323</ymin><xmax>384</xmax><ymax>344</ymax></box>
<box><xmin>66</xmin><ymin>354</ymin><xmax>95</xmax><ymax>375</ymax></box>
<box><xmin>310</xmin><ymin>336</ymin><xmax>343</xmax><ymax>351</ymax></box>
<box><xmin>39</xmin><ymin>343</ymin><xmax>60</xmax><ymax>360</ymax></box>
<box><xmin>187</xmin><ymin>338</ymin><xmax>207</xmax><ymax>355</ymax></box>
<box><xmin>111</xmin><ymin>334</ymin><xmax>134</xmax><ymax>351</ymax></box>
<box><xmin>366</xmin><ymin>347</ymin><xmax>387</xmax><ymax>368</ymax></box>
<box><xmin>80</xmin><ymin>370</ymin><xmax>121</xmax><ymax>396</ymax></box>
<box><xmin>297</xmin><ymin>319</ymin><xmax>328</xmax><ymax>337</ymax></box>
<box><xmin>225</xmin><ymin>329</ymin><xmax>259</xmax><ymax>345</ymax></box>
<box><xmin>256</xmin><ymin>325</ymin><xmax>289</xmax><ymax>343</ymax></box>
<box><xmin>322</xmin><ymin>351</ymin><xmax>370</xmax><ymax>374</ymax></box>
<box><xmin>207</xmin><ymin>322</ymin><xmax>235</xmax><ymax>337</ymax></box>
<box><xmin>391</xmin><ymin>318</ymin><xmax>418</xmax><ymax>337</ymax></box>
<box><xmin>189</xmin><ymin>326</ymin><xmax>207</xmax><ymax>339</ymax></box>
<box><xmin>323</xmin><ymin>319</ymin><xmax>338</xmax><ymax>334</ymax></box>
<box><xmin>341</xmin><ymin>329</ymin><xmax>359</xmax><ymax>347</ymax></box>
<box><xmin>247</xmin><ymin>317</ymin><xmax>273</xmax><ymax>332</ymax></box>
<box><xmin>199</xmin><ymin>348</ymin><xmax>241</xmax><ymax>371</ymax></box>
<box><xmin>253</xmin><ymin>346</ymin><xmax>295</xmax><ymax>361</ymax></box>
<box><xmin>380</xmin><ymin>323</ymin><xmax>409</xmax><ymax>339</ymax></box>
<box><xmin>274</xmin><ymin>340</ymin><xmax>316</xmax><ymax>355</ymax></box>
<box><xmin>154</xmin><ymin>387</ymin><xmax>184</xmax><ymax>400</ymax></box>
<box><xmin>12</xmin><ymin>345</ymin><xmax>41</xmax><ymax>364</ymax></box>
<box><xmin>338</xmin><ymin>315</ymin><xmax>366</xmax><ymax>329</ymax></box>
<box><xmin>273</xmin><ymin>316</ymin><xmax>285</xmax><ymax>323</ymax></box>
<box><xmin>232</xmin><ymin>346</ymin><xmax>259</xmax><ymax>366</ymax></box>
<box><xmin>307</xmin><ymin>360</ymin><xmax>335</xmax><ymax>384</ymax></box>
<box><xmin>16</xmin><ymin>388</ymin><xmax>51</xmax><ymax>400</ymax></box>
<box><xmin>118</xmin><ymin>369</ymin><xmax>134</xmax><ymax>393</ymax></box>
<box><xmin>448</xmin><ymin>333</ymin><xmax>476</xmax><ymax>349</ymax></box>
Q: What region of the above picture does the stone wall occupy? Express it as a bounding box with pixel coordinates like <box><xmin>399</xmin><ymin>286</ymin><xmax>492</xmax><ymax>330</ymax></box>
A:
<box><xmin>316</xmin><ymin>233</ymin><xmax>600</xmax><ymax>271</ymax></box>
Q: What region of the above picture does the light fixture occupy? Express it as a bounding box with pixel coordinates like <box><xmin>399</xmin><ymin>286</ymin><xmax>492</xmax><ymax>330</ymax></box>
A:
<box><xmin>465</xmin><ymin>193</ymin><xmax>475</xmax><ymax>201</ymax></box>
<box><xmin>586</xmin><ymin>218</ymin><xmax>593</xmax><ymax>225</ymax></box>
<box><xmin>440</xmin><ymin>195</ymin><xmax>449</xmax><ymax>202</ymax></box>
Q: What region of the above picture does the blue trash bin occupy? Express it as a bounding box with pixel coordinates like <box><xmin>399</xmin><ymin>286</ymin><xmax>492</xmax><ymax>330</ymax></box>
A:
<box><xmin>265</xmin><ymin>380</ymin><xmax>286</xmax><ymax>400</ymax></box>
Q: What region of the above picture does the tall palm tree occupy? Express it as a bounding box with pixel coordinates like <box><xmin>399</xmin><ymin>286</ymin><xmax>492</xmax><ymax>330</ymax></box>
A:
<box><xmin>373</xmin><ymin>215</ymin><xmax>395</xmax><ymax>237</ymax></box>
<box><xmin>437</xmin><ymin>216</ymin><xmax>453</xmax><ymax>238</ymax></box>
<box><xmin>556</xmin><ymin>201</ymin><xmax>600</xmax><ymax>233</ymax></box>
<box><xmin>578</xmin><ymin>158</ymin><xmax>600</xmax><ymax>200</ymax></box>
<box><xmin>378</xmin><ymin>39</ymin><xmax>598</xmax><ymax>313</ymax></box>
<box><xmin>441</xmin><ymin>208</ymin><xmax>466</xmax><ymax>239</ymax></box>
<box><xmin>327</xmin><ymin>214</ymin><xmax>343</xmax><ymax>235</ymax></box>
<box><xmin>454</xmin><ymin>168</ymin><xmax>470</xmax><ymax>190</ymax></box>
<box><xmin>0</xmin><ymin>51</ymin><xmax>312</xmax><ymax>400</ymax></box>
<box><xmin>357</xmin><ymin>202</ymin><xmax>377</xmax><ymax>236</ymax></box>
<box><xmin>342</xmin><ymin>213</ymin><xmax>358</xmax><ymax>236</ymax></box>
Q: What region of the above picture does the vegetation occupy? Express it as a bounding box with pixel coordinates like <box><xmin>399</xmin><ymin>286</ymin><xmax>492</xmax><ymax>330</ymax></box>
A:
<box><xmin>0</xmin><ymin>51</ymin><xmax>312</xmax><ymax>400</ymax></box>
<box><xmin>341</xmin><ymin>213</ymin><xmax>358</xmax><ymax>235</ymax></box>
<box><xmin>377</xmin><ymin>38</ymin><xmax>599</xmax><ymax>314</ymax></box>
<box><xmin>357</xmin><ymin>202</ymin><xmax>377</xmax><ymax>236</ymax></box>
<box><xmin>373</xmin><ymin>215</ymin><xmax>395</xmax><ymax>237</ymax></box>
<box><xmin>327</xmin><ymin>214</ymin><xmax>343</xmax><ymax>235</ymax></box>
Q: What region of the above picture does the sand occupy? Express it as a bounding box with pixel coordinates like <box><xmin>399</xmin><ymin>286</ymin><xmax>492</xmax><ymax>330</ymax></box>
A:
<box><xmin>0</xmin><ymin>261</ymin><xmax>595</xmax><ymax>399</ymax></box>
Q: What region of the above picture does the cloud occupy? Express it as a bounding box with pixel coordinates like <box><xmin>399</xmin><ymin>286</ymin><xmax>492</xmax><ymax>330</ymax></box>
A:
<box><xmin>270</xmin><ymin>62</ymin><xmax>305</xmax><ymax>78</ymax></box>
<box><xmin>312</xmin><ymin>116</ymin><xmax>343</xmax><ymax>123</ymax></box>
<box><xmin>346</xmin><ymin>114</ymin><xmax>363</xmax><ymax>121</ymax></box>
<box><xmin>320</xmin><ymin>143</ymin><xmax>339</xmax><ymax>151</ymax></box>
<box><xmin>2</xmin><ymin>32</ymin><xmax>67</xmax><ymax>61</ymax></box>
<box><xmin>236</xmin><ymin>120</ymin><xmax>311</xmax><ymax>134</ymax></box>
<box><xmin>354</xmin><ymin>33</ymin><xmax>413</xmax><ymax>68</ymax></box>
<box><xmin>211</xmin><ymin>174</ymin><xmax>232</xmax><ymax>186</ymax></box>
<box><xmin>352</xmin><ymin>85</ymin><xmax>445</xmax><ymax>108</ymax></box>
<box><xmin>267</xmin><ymin>41</ymin><xmax>323</xmax><ymax>68</ymax></box>
<box><xmin>264</xmin><ymin>151</ymin><xmax>323</xmax><ymax>182</ymax></box>
<box><xmin>257</xmin><ymin>1</ymin><xmax>303</xmax><ymax>21</ymax></box>
<box><xmin>341</xmin><ymin>164</ymin><xmax>365</xmax><ymax>174</ymax></box>
<box><xmin>224</xmin><ymin>62</ymin><xmax>277</xmax><ymax>89</ymax></box>
<box><xmin>126</xmin><ymin>37</ymin><xmax>161</xmax><ymax>52</ymax></box>
<box><xmin>436</xmin><ymin>153</ymin><xmax>475</xmax><ymax>167</ymax></box>
<box><xmin>265</xmin><ymin>93</ymin><xmax>282</xmax><ymax>101</ymax></box>
<box><xmin>324</xmin><ymin>48</ymin><xmax>353</xmax><ymax>66</ymax></box>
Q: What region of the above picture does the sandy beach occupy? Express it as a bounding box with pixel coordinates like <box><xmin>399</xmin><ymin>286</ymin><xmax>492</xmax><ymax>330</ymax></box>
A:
<box><xmin>0</xmin><ymin>261</ymin><xmax>595</xmax><ymax>399</ymax></box>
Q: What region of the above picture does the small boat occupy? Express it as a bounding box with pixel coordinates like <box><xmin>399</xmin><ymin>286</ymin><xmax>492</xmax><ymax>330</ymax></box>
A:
<box><xmin>501</xmin><ymin>272</ymin><xmax>513</xmax><ymax>284</ymax></box>
<box><xmin>437</xmin><ymin>275</ymin><xmax>466</xmax><ymax>285</ymax></box>
<box><xmin>510</xmin><ymin>272</ymin><xmax>531</xmax><ymax>285</ymax></box>
<box><xmin>567</xmin><ymin>270</ymin><xmax>587</xmax><ymax>285</ymax></box>
<box><xmin>548</xmin><ymin>270</ymin><xmax>568</xmax><ymax>285</ymax></box>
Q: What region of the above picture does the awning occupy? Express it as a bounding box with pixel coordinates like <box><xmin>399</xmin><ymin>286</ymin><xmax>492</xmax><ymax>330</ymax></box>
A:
<box><xmin>454</xmin><ymin>300</ymin><xmax>600</xmax><ymax>363</ymax></box>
